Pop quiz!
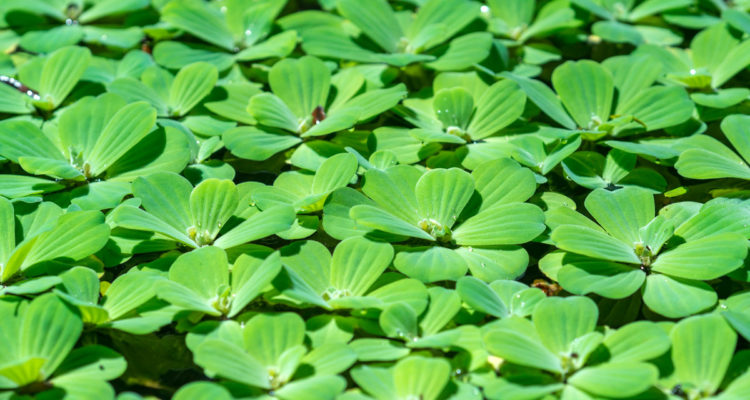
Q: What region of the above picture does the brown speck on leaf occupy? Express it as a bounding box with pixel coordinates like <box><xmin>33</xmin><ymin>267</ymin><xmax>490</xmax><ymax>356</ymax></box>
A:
<box><xmin>141</xmin><ymin>37</ymin><xmax>153</xmax><ymax>55</ymax></box>
<box><xmin>312</xmin><ymin>105</ymin><xmax>326</xmax><ymax>125</ymax></box>
<box><xmin>532</xmin><ymin>279</ymin><xmax>562</xmax><ymax>296</ymax></box>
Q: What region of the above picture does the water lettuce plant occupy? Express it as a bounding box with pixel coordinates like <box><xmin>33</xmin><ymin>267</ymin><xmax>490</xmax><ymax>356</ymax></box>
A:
<box><xmin>1</xmin><ymin>0</ymin><xmax>749</xmax><ymax>398</ymax></box>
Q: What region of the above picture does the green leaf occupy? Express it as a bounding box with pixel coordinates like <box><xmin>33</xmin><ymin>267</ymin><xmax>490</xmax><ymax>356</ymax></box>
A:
<box><xmin>230</xmin><ymin>252</ymin><xmax>282</xmax><ymax>317</ymax></box>
<box><xmin>722</xmin><ymin>114</ymin><xmax>750</xmax><ymax>163</ymax></box>
<box><xmin>456</xmin><ymin>276</ymin><xmax>508</xmax><ymax>318</ymax></box>
<box><xmin>584</xmin><ymin>187</ymin><xmax>654</xmax><ymax>245</ymax></box>
<box><xmin>111</xmin><ymin>205</ymin><xmax>196</xmax><ymax>247</ymax></box>
<box><xmin>569</xmin><ymin>363</ymin><xmax>658</xmax><ymax>398</ymax></box>
<box><xmin>173</xmin><ymin>382</ymin><xmax>232</xmax><ymax>400</ymax></box>
<box><xmin>224</xmin><ymin>127</ymin><xmax>301</xmax><ymax>161</ymax></box>
<box><xmin>162</xmin><ymin>0</ymin><xmax>235</xmax><ymax>51</ymax></box>
<box><xmin>21</xmin><ymin>294</ymin><xmax>83</xmax><ymax>377</ymax></box>
<box><xmin>380</xmin><ymin>302</ymin><xmax>418</xmax><ymax>340</ymax></box>
<box><xmin>433</xmin><ymin>88</ymin><xmax>474</xmax><ymax>130</ymax></box>
<box><xmin>642</xmin><ymin>274</ymin><xmax>717</xmax><ymax>318</ymax></box>
<box><xmin>394</xmin><ymin>246</ymin><xmax>468</xmax><ymax>282</ymax></box>
<box><xmin>415</xmin><ymin>168</ymin><xmax>474</xmax><ymax>228</ymax></box>
<box><xmin>312</xmin><ymin>153</ymin><xmax>357</xmax><ymax>194</ymax></box>
<box><xmin>330</xmin><ymin>237</ymin><xmax>394</xmax><ymax>297</ymax></box>
<box><xmin>194</xmin><ymin>339</ymin><xmax>270</xmax><ymax>388</ymax></box>
<box><xmin>651</xmin><ymin>233</ymin><xmax>747</xmax><ymax>280</ymax></box>
<box><xmin>543</xmin><ymin>251</ymin><xmax>645</xmax><ymax>298</ymax></box>
<box><xmin>453</xmin><ymin>203</ymin><xmax>545</xmax><ymax>245</ymax></box>
<box><xmin>58</xmin><ymin>93</ymin><xmax>126</xmax><ymax>164</ymax></box>
<box><xmin>552</xmin><ymin>225</ymin><xmax>640</xmax><ymax>264</ymax></box>
<box><xmin>393</xmin><ymin>356</ymin><xmax>451</xmax><ymax>400</ymax></box>
<box><xmin>350</xmin><ymin>205</ymin><xmax>434</xmax><ymax>241</ymax></box>
<box><xmin>189</xmin><ymin>179</ymin><xmax>238</xmax><ymax>246</ymax></box>
<box><xmin>213</xmin><ymin>205</ymin><xmax>295</xmax><ymax>249</ymax></box>
<box><xmin>337</xmin><ymin>0</ymin><xmax>401</xmax><ymax>53</ymax></box>
<box><xmin>86</xmin><ymin>101</ymin><xmax>157</xmax><ymax>177</ymax></box>
<box><xmin>533</xmin><ymin>296</ymin><xmax>597</xmax><ymax>355</ymax></box>
<box><xmin>426</xmin><ymin>32</ymin><xmax>493</xmax><ymax>71</ymax></box>
<box><xmin>671</xmin><ymin>314</ymin><xmax>736</xmax><ymax>395</ymax></box>
<box><xmin>471</xmin><ymin>158</ymin><xmax>537</xmax><ymax>209</ymax></box>
<box><xmin>602</xmin><ymin>321</ymin><xmax>671</xmax><ymax>363</ymax></box>
<box><xmin>169</xmin><ymin>62</ymin><xmax>218</xmax><ymax>117</ymax></box>
<box><xmin>132</xmin><ymin>172</ymin><xmax>192</xmax><ymax>233</ymax></box>
<box><xmin>502</xmin><ymin>72</ymin><xmax>577</xmax><ymax>129</ymax></box>
<box><xmin>38</xmin><ymin>46</ymin><xmax>92</xmax><ymax>109</ymax></box>
<box><xmin>269</xmin><ymin>56</ymin><xmax>331</xmax><ymax>120</ymax></box>
<box><xmin>243</xmin><ymin>313</ymin><xmax>306</xmax><ymax>369</ymax></box>
<box><xmin>466</xmin><ymin>79</ymin><xmax>526</xmax><ymax>140</ymax></box>
<box><xmin>552</xmin><ymin>60</ymin><xmax>614</xmax><ymax>129</ymax></box>
<box><xmin>484</xmin><ymin>316</ymin><xmax>562</xmax><ymax>373</ymax></box>
<box><xmin>0</xmin><ymin>120</ymin><xmax>63</xmax><ymax>163</ymax></box>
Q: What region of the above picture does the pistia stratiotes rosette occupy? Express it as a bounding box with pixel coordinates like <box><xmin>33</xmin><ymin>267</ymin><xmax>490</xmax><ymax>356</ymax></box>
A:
<box><xmin>286</xmin><ymin>0</ymin><xmax>492</xmax><ymax>71</ymax></box>
<box><xmin>54</xmin><ymin>266</ymin><xmax>175</xmax><ymax>335</ymax></box>
<box><xmin>107</xmin><ymin>61</ymin><xmax>219</xmax><ymax>119</ymax></box>
<box><xmin>0</xmin><ymin>46</ymin><xmax>90</xmax><ymax>113</ymax></box>
<box><xmin>675</xmin><ymin>114</ymin><xmax>750</xmax><ymax>180</ymax></box>
<box><xmin>507</xmin><ymin>54</ymin><xmax>694</xmax><ymax>138</ymax></box>
<box><xmin>541</xmin><ymin>187</ymin><xmax>750</xmax><ymax>318</ymax></box>
<box><xmin>0</xmin><ymin>198</ymin><xmax>109</xmax><ymax>285</ymax></box>
<box><xmin>111</xmin><ymin>172</ymin><xmax>295</xmax><ymax>250</ymax></box>
<box><xmin>659</xmin><ymin>314</ymin><xmax>750</xmax><ymax>400</ymax></box>
<box><xmin>562</xmin><ymin>148</ymin><xmax>667</xmax><ymax>193</ymax></box>
<box><xmin>324</xmin><ymin>158</ymin><xmax>545</xmax><ymax>282</ymax></box>
<box><xmin>155</xmin><ymin>0</ymin><xmax>297</xmax><ymax>70</ymax></box>
<box><xmin>0</xmin><ymin>93</ymin><xmax>191</xmax><ymax>209</ymax></box>
<box><xmin>0</xmin><ymin>0</ymin><xmax>148</xmax><ymax>53</ymax></box>
<box><xmin>382</xmin><ymin>72</ymin><xmax>527</xmax><ymax>169</ymax></box>
<box><xmin>480</xmin><ymin>296</ymin><xmax>671</xmax><ymax>399</ymax></box>
<box><xmin>572</xmin><ymin>0</ymin><xmax>691</xmax><ymax>46</ymax></box>
<box><xmin>276</xmin><ymin>236</ymin><xmax>429</xmax><ymax>313</ymax></box>
<box><xmin>152</xmin><ymin>246</ymin><xmax>281</xmax><ymax>320</ymax></box>
<box><xmin>634</xmin><ymin>23</ymin><xmax>750</xmax><ymax>109</ymax></box>
<box><xmin>0</xmin><ymin>294</ymin><xmax>127</xmax><ymax>399</ymax></box>
<box><xmin>483</xmin><ymin>0</ymin><xmax>580</xmax><ymax>73</ymax></box>
<box><xmin>251</xmin><ymin>153</ymin><xmax>359</xmax><ymax>240</ymax></box>
<box><xmin>350</xmin><ymin>356</ymin><xmax>452</xmax><ymax>400</ymax></box>
<box><xmin>188</xmin><ymin>313</ymin><xmax>355</xmax><ymax>399</ymax></box>
<box><xmin>223</xmin><ymin>56</ymin><xmax>406</xmax><ymax>171</ymax></box>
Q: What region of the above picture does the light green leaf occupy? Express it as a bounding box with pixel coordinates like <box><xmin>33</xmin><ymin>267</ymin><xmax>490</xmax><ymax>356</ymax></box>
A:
<box><xmin>642</xmin><ymin>274</ymin><xmax>717</xmax><ymax>318</ymax></box>
<box><xmin>330</xmin><ymin>237</ymin><xmax>394</xmax><ymax>297</ymax></box>
<box><xmin>38</xmin><ymin>46</ymin><xmax>92</xmax><ymax>109</ymax></box>
<box><xmin>86</xmin><ymin>101</ymin><xmax>157</xmax><ymax>177</ymax></box>
<box><xmin>194</xmin><ymin>339</ymin><xmax>270</xmax><ymax>388</ymax></box>
<box><xmin>20</xmin><ymin>294</ymin><xmax>82</xmax><ymax>377</ymax></box>
<box><xmin>584</xmin><ymin>187</ymin><xmax>654</xmax><ymax>245</ymax></box>
<box><xmin>415</xmin><ymin>168</ymin><xmax>474</xmax><ymax>229</ymax></box>
<box><xmin>214</xmin><ymin>205</ymin><xmax>295</xmax><ymax>249</ymax></box>
<box><xmin>602</xmin><ymin>321</ymin><xmax>671</xmax><ymax>363</ymax></box>
<box><xmin>269</xmin><ymin>56</ymin><xmax>331</xmax><ymax>120</ymax></box>
<box><xmin>337</xmin><ymin>0</ymin><xmax>401</xmax><ymax>53</ymax></box>
<box><xmin>569</xmin><ymin>363</ymin><xmax>658</xmax><ymax>398</ymax></box>
<box><xmin>162</xmin><ymin>0</ymin><xmax>235</xmax><ymax>51</ymax></box>
<box><xmin>189</xmin><ymin>179</ymin><xmax>238</xmax><ymax>246</ymax></box>
<box><xmin>466</xmin><ymin>80</ymin><xmax>526</xmax><ymax>140</ymax></box>
<box><xmin>169</xmin><ymin>62</ymin><xmax>218</xmax><ymax>117</ymax></box>
<box><xmin>533</xmin><ymin>296</ymin><xmax>598</xmax><ymax>355</ymax></box>
<box><xmin>552</xmin><ymin>60</ymin><xmax>613</xmax><ymax>129</ymax></box>
<box><xmin>484</xmin><ymin>316</ymin><xmax>562</xmax><ymax>373</ymax></box>
<box><xmin>671</xmin><ymin>314</ymin><xmax>736</xmax><ymax>395</ymax></box>
<box><xmin>393</xmin><ymin>356</ymin><xmax>451</xmax><ymax>400</ymax></box>
<box><xmin>651</xmin><ymin>233</ymin><xmax>747</xmax><ymax>280</ymax></box>
<box><xmin>453</xmin><ymin>203</ymin><xmax>545</xmax><ymax>246</ymax></box>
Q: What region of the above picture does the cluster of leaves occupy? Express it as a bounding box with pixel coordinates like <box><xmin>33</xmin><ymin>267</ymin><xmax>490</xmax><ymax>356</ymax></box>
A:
<box><xmin>1</xmin><ymin>0</ymin><xmax>750</xmax><ymax>399</ymax></box>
